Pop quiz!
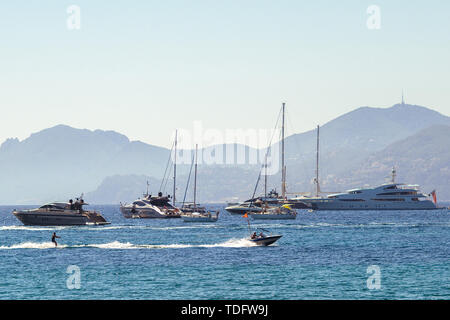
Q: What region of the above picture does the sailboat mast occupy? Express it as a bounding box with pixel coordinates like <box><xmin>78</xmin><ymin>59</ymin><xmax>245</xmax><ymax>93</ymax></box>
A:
<box><xmin>173</xmin><ymin>130</ymin><xmax>177</xmax><ymax>206</ymax></box>
<box><xmin>281</xmin><ymin>102</ymin><xmax>286</xmax><ymax>199</ymax></box>
<box><xmin>315</xmin><ymin>125</ymin><xmax>320</xmax><ymax>197</ymax></box>
<box><xmin>194</xmin><ymin>144</ymin><xmax>198</xmax><ymax>209</ymax></box>
<box><xmin>391</xmin><ymin>167</ymin><xmax>396</xmax><ymax>183</ymax></box>
<box><xmin>264</xmin><ymin>162</ymin><xmax>267</xmax><ymax>197</ymax></box>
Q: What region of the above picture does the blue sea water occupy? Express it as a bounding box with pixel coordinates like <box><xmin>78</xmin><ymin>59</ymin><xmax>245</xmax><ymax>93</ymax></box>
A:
<box><xmin>0</xmin><ymin>205</ymin><xmax>449</xmax><ymax>300</ymax></box>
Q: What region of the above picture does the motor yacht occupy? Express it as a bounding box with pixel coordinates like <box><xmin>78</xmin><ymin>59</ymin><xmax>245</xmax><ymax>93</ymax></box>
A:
<box><xmin>120</xmin><ymin>192</ymin><xmax>181</xmax><ymax>218</ymax></box>
<box><xmin>297</xmin><ymin>183</ymin><xmax>438</xmax><ymax>211</ymax></box>
<box><xmin>12</xmin><ymin>198</ymin><xmax>109</xmax><ymax>226</ymax></box>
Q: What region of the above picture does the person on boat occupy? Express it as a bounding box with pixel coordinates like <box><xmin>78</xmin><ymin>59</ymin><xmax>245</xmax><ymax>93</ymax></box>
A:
<box><xmin>73</xmin><ymin>199</ymin><xmax>84</xmax><ymax>214</ymax></box>
<box><xmin>251</xmin><ymin>232</ymin><xmax>257</xmax><ymax>239</ymax></box>
<box><xmin>73</xmin><ymin>199</ymin><xmax>80</xmax><ymax>211</ymax></box>
<box><xmin>69</xmin><ymin>199</ymin><xmax>74</xmax><ymax>210</ymax></box>
<box><xmin>259</xmin><ymin>232</ymin><xmax>265</xmax><ymax>238</ymax></box>
<box><xmin>51</xmin><ymin>232</ymin><xmax>60</xmax><ymax>247</ymax></box>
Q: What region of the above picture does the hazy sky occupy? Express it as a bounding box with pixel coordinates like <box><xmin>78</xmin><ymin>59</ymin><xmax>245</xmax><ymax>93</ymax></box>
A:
<box><xmin>1</xmin><ymin>0</ymin><xmax>449</xmax><ymax>148</ymax></box>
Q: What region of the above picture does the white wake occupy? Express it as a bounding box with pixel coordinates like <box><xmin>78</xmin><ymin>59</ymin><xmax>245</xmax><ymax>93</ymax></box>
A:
<box><xmin>0</xmin><ymin>238</ymin><xmax>256</xmax><ymax>250</ymax></box>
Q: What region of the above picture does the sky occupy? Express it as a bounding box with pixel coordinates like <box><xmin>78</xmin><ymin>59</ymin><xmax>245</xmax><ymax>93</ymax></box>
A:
<box><xmin>1</xmin><ymin>0</ymin><xmax>449</xmax><ymax>148</ymax></box>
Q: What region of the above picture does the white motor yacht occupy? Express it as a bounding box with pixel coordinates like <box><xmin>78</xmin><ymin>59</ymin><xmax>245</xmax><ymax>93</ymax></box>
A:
<box><xmin>120</xmin><ymin>192</ymin><xmax>181</xmax><ymax>218</ymax></box>
<box><xmin>297</xmin><ymin>183</ymin><xmax>438</xmax><ymax>211</ymax></box>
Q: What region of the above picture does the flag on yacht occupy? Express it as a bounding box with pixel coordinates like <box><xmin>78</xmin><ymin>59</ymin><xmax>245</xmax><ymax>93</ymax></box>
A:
<box><xmin>430</xmin><ymin>190</ymin><xmax>437</xmax><ymax>204</ymax></box>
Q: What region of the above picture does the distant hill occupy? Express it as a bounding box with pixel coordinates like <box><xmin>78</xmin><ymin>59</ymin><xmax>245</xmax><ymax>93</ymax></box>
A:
<box><xmin>1</xmin><ymin>103</ymin><xmax>449</xmax><ymax>204</ymax></box>
<box><xmin>283</xmin><ymin>103</ymin><xmax>450</xmax><ymax>179</ymax></box>
<box><xmin>0</xmin><ymin>125</ymin><xmax>170</xmax><ymax>204</ymax></box>
<box><xmin>86</xmin><ymin>104</ymin><xmax>450</xmax><ymax>204</ymax></box>
<box><xmin>85</xmin><ymin>175</ymin><xmax>162</xmax><ymax>205</ymax></box>
<box><xmin>333</xmin><ymin>125</ymin><xmax>450</xmax><ymax>199</ymax></box>
<box><xmin>85</xmin><ymin>167</ymin><xmax>262</xmax><ymax>205</ymax></box>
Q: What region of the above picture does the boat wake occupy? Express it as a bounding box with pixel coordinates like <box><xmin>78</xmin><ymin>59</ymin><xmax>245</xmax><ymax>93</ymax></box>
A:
<box><xmin>0</xmin><ymin>238</ymin><xmax>257</xmax><ymax>250</ymax></box>
<box><xmin>0</xmin><ymin>242</ymin><xmax>68</xmax><ymax>249</ymax></box>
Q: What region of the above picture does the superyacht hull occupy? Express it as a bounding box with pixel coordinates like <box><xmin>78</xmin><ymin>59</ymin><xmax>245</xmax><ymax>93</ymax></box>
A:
<box><xmin>13</xmin><ymin>211</ymin><xmax>109</xmax><ymax>226</ymax></box>
<box><xmin>309</xmin><ymin>200</ymin><xmax>438</xmax><ymax>211</ymax></box>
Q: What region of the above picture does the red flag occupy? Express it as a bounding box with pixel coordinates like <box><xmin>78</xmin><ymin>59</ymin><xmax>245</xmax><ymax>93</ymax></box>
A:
<box><xmin>431</xmin><ymin>190</ymin><xmax>437</xmax><ymax>204</ymax></box>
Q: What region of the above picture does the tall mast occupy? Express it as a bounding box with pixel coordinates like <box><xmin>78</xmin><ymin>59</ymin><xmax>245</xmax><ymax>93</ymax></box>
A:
<box><xmin>391</xmin><ymin>166</ymin><xmax>396</xmax><ymax>183</ymax></box>
<box><xmin>264</xmin><ymin>162</ymin><xmax>267</xmax><ymax>197</ymax></box>
<box><xmin>193</xmin><ymin>144</ymin><xmax>198</xmax><ymax>209</ymax></box>
<box><xmin>281</xmin><ymin>102</ymin><xmax>286</xmax><ymax>199</ymax></box>
<box><xmin>173</xmin><ymin>129</ymin><xmax>177</xmax><ymax>206</ymax></box>
<box><xmin>315</xmin><ymin>125</ymin><xmax>320</xmax><ymax>197</ymax></box>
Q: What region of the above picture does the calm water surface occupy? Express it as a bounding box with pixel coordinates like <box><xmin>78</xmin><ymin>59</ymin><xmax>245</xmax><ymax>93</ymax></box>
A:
<box><xmin>0</xmin><ymin>205</ymin><xmax>449</xmax><ymax>299</ymax></box>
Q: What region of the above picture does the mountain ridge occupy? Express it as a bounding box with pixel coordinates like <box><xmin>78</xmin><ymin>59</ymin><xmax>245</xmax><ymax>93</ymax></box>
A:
<box><xmin>0</xmin><ymin>103</ymin><xmax>449</xmax><ymax>204</ymax></box>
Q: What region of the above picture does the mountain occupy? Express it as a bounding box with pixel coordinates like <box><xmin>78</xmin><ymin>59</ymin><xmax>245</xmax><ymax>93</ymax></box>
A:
<box><xmin>85</xmin><ymin>104</ymin><xmax>450</xmax><ymax>204</ymax></box>
<box><xmin>0</xmin><ymin>125</ymin><xmax>170</xmax><ymax>204</ymax></box>
<box><xmin>281</xmin><ymin>103</ymin><xmax>450</xmax><ymax>194</ymax></box>
<box><xmin>85</xmin><ymin>167</ymin><xmax>261</xmax><ymax>205</ymax></box>
<box><xmin>1</xmin><ymin>103</ymin><xmax>449</xmax><ymax>204</ymax></box>
<box><xmin>333</xmin><ymin>125</ymin><xmax>450</xmax><ymax>199</ymax></box>
<box><xmin>85</xmin><ymin>175</ymin><xmax>162</xmax><ymax>205</ymax></box>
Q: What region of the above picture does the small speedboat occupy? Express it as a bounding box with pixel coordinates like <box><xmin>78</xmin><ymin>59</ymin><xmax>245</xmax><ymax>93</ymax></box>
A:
<box><xmin>12</xmin><ymin>198</ymin><xmax>109</xmax><ymax>226</ymax></box>
<box><xmin>248</xmin><ymin>228</ymin><xmax>282</xmax><ymax>246</ymax></box>
<box><xmin>249</xmin><ymin>234</ymin><xmax>283</xmax><ymax>246</ymax></box>
<box><xmin>244</xmin><ymin>213</ymin><xmax>282</xmax><ymax>246</ymax></box>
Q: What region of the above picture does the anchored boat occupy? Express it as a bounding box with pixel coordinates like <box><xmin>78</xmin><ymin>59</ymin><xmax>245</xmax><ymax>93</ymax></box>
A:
<box><xmin>248</xmin><ymin>103</ymin><xmax>299</xmax><ymax>220</ymax></box>
<box><xmin>181</xmin><ymin>204</ymin><xmax>219</xmax><ymax>222</ymax></box>
<box><xmin>296</xmin><ymin>168</ymin><xmax>441</xmax><ymax>211</ymax></box>
<box><xmin>120</xmin><ymin>131</ymin><xmax>182</xmax><ymax>219</ymax></box>
<box><xmin>180</xmin><ymin>144</ymin><xmax>219</xmax><ymax>222</ymax></box>
<box><xmin>120</xmin><ymin>192</ymin><xmax>181</xmax><ymax>218</ymax></box>
<box><xmin>12</xmin><ymin>198</ymin><xmax>109</xmax><ymax>226</ymax></box>
<box><xmin>250</xmin><ymin>204</ymin><xmax>297</xmax><ymax>220</ymax></box>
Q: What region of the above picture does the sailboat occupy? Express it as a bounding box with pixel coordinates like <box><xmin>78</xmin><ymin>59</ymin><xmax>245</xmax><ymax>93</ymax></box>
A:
<box><xmin>180</xmin><ymin>145</ymin><xmax>219</xmax><ymax>222</ymax></box>
<box><xmin>289</xmin><ymin>124</ymin><xmax>339</xmax><ymax>207</ymax></box>
<box><xmin>250</xmin><ymin>102</ymin><xmax>297</xmax><ymax>220</ymax></box>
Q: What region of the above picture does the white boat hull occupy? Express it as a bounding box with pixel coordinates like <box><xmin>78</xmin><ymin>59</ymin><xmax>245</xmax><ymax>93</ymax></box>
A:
<box><xmin>250</xmin><ymin>213</ymin><xmax>297</xmax><ymax>220</ymax></box>
<box><xmin>181</xmin><ymin>212</ymin><xmax>219</xmax><ymax>222</ymax></box>
<box><xmin>120</xmin><ymin>206</ymin><xmax>179</xmax><ymax>219</ymax></box>
<box><xmin>181</xmin><ymin>216</ymin><xmax>218</xmax><ymax>222</ymax></box>
<box><xmin>307</xmin><ymin>199</ymin><xmax>438</xmax><ymax>211</ymax></box>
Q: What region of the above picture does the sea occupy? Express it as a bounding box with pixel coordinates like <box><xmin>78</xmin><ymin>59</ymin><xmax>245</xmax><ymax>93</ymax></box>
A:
<box><xmin>0</xmin><ymin>204</ymin><xmax>449</xmax><ymax>300</ymax></box>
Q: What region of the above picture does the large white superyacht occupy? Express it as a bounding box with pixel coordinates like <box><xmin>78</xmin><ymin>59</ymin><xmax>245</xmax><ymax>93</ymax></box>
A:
<box><xmin>297</xmin><ymin>168</ymin><xmax>439</xmax><ymax>211</ymax></box>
